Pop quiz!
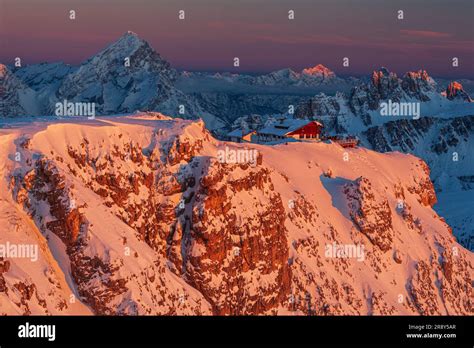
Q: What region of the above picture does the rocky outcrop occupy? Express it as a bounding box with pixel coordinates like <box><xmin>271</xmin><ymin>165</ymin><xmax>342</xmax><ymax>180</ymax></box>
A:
<box><xmin>295</xmin><ymin>67</ymin><xmax>445</xmax><ymax>132</ymax></box>
<box><xmin>0</xmin><ymin>115</ymin><xmax>472</xmax><ymax>316</ymax></box>
<box><xmin>183</xmin><ymin>161</ymin><xmax>291</xmax><ymax>314</ymax></box>
<box><xmin>0</xmin><ymin>64</ymin><xmax>39</xmax><ymax>117</ymax></box>
<box><xmin>408</xmin><ymin>260</ymin><xmax>441</xmax><ymax>315</ymax></box>
<box><xmin>295</xmin><ymin>92</ymin><xmax>347</xmax><ymax>133</ymax></box>
<box><xmin>364</xmin><ymin>117</ymin><xmax>435</xmax><ymax>152</ymax></box>
<box><xmin>0</xmin><ymin>258</ymin><xmax>10</xmax><ymax>293</ymax></box>
<box><xmin>445</xmin><ymin>81</ymin><xmax>472</xmax><ymax>102</ymax></box>
<box><xmin>344</xmin><ymin>177</ymin><xmax>393</xmax><ymax>252</ymax></box>
<box><xmin>406</xmin><ymin>160</ymin><xmax>437</xmax><ymax>207</ymax></box>
<box><xmin>401</xmin><ymin>70</ymin><xmax>436</xmax><ymax>102</ymax></box>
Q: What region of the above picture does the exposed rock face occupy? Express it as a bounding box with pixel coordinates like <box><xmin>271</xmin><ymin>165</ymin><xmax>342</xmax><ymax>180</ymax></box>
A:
<box><xmin>295</xmin><ymin>92</ymin><xmax>347</xmax><ymax>133</ymax></box>
<box><xmin>361</xmin><ymin>115</ymin><xmax>474</xmax><ymax>250</ymax></box>
<box><xmin>24</xmin><ymin>158</ymin><xmax>85</xmax><ymax>246</ymax></box>
<box><xmin>370</xmin><ymin>68</ymin><xmax>405</xmax><ymax>102</ymax></box>
<box><xmin>349</xmin><ymin>68</ymin><xmax>438</xmax><ymax>124</ymax></box>
<box><xmin>13</xmin><ymin>158</ymin><xmax>133</xmax><ymax>314</ymax></box>
<box><xmin>364</xmin><ymin>117</ymin><xmax>435</xmax><ymax>152</ymax></box>
<box><xmin>409</xmin><ymin>260</ymin><xmax>441</xmax><ymax>315</ymax></box>
<box><xmin>347</xmin><ymin>68</ymin><xmax>402</xmax><ymax>125</ymax></box>
<box><xmin>445</xmin><ymin>81</ymin><xmax>473</xmax><ymax>102</ymax></box>
<box><xmin>406</xmin><ymin>160</ymin><xmax>437</xmax><ymax>207</ymax></box>
<box><xmin>4</xmin><ymin>33</ymin><xmax>224</xmax><ymax>128</ymax></box>
<box><xmin>0</xmin><ymin>114</ymin><xmax>472</xmax><ymax>315</ymax></box>
<box><xmin>184</xmin><ymin>161</ymin><xmax>291</xmax><ymax>314</ymax></box>
<box><xmin>401</xmin><ymin>70</ymin><xmax>436</xmax><ymax>101</ymax></box>
<box><xmin>295</xmin><ymin>67</ymin><xmax>447</xmax><ymax>132</ymax></box>
<box><xmin>363</xmin><ymin>116</ymin><xmax>474</xmax><ymax>165</ymax></box>
<box><xmin>344</xmin><ymin>177</ymin><xmax>393</xmax><ymax>252</ymax></box>
<box><xmin>194</xmin><ymin>92</ymin><xmax>306</xmax><ymax>124</ymax></box>
<box><xmin>0</xmin><ymin>258</ymin><xmax>10</xmax><ymax>293</ymax></box>
<box><xmin>54</xmin><ymin>32</ymin><xmax>202</xmax><ymax>118</ymax></box>
<box><xmin>0</xmin><ymin>64</ymin><xmax>39</xmax><ymax>117</ymax></box>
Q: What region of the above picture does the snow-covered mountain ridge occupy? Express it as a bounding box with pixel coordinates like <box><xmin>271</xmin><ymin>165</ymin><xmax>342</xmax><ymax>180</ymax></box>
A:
<box><xmin>0</xmin><ymin>113</ymin><xmax>471</xmax><ymax>315</ymax></box>
<box><xmin>294</xmin><ymin>68</ymin><xmax>474</xmax><ymax>250</ymax></box>
<box><xmin>1</xmin><ymin>32</ymin><xmax>224</xmax><ymax>129</ymax></box>
<box><xmin>3</xmin><ymin>32</ymin><xmax>471</xmax><ymax>130</ymax></box>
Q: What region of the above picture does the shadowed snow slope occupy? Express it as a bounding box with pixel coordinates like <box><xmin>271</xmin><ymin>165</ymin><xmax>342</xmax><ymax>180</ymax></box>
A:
<box><xmin>0</xmin><ymin>113</ymin><xmax>472</xmax><ymax>315</ymax></box>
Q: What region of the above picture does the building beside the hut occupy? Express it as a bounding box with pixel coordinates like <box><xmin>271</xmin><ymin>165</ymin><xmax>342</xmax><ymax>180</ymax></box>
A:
<box><xmin>226</xmin><ymin>129</ymin><xmax>256</xmax><ymax>143</ymax></box>
<box><xmin>255</xmin><ymin>118</ymin><xmax>323</xmax><ymax>144</ymax></box>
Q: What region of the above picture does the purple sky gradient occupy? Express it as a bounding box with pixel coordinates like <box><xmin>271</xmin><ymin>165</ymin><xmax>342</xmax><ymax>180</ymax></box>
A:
<box><xmin>1</xmin><ymin>0</ymin><xmax>473</xmax><ymax>78</ymax></box>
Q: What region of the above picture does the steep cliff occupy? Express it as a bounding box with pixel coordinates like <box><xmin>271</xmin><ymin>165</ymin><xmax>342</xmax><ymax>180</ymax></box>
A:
<box><xmin>0</xmin><ymin>113</ymin><xmax>471</xmax><ymax>315</ymax></box>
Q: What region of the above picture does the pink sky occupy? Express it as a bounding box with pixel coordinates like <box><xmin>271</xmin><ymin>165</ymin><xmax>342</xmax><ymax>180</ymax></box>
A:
<box><xmin>1</xmin><ymin>0</ymin><xmax>473</xmax><ymax>77</ymax></box>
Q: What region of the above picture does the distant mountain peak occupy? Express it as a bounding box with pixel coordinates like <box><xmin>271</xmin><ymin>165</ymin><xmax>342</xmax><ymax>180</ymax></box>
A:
<box><xmin>115</xmin><ymin>31</ymin><xmax>140</xmax><ymax>43</ymax></box>
<box><xmin>370</xmin><ymin>68</ymin><xmax>398</xmax><ymax>91</ymax></box>
<box><xmin>109</xmin><ymin>31</ymin><xmax>145</xmax><ymax>50</ymax></box>
<box><xmin>448</xmin><ymin>81</ymin><xmax>463</xmax><ymax>91</ymax></box>
<box><xmin>51</xmin><ymin>31</ymin><xmax>187</xmax><ymax>116</ymax></box>
<box><xmin>271</xmin><ymin>67</ymin><xmax>298</xmax><ymax>77</ymax></box>
<box><xmin>85</xmin><ymin>31</ymin><xmax>150</xmax><ymax>64</ymax></box>
<box><xmin>0</xmin><ymin>63</ymin><xmax>8</xmax><ymax>77</ymax></box>
<box><xmin>404</xmin><ymin>69</ymin><xmax>432</xmax><ymax>82</ymax></box>
<box><xmin>377</xmin><ymin>67</ymin><xmax>391</xmax><ymax>76</ymax></box>
<box><xmin>302</xmin><ymin>64</ymin><xmax>335</xmax><ymax>78</ymax></box>
<box><xmin>445</xmin><ymin>81</ymin><xmax>472</xmax><ymax>102</ymax></box>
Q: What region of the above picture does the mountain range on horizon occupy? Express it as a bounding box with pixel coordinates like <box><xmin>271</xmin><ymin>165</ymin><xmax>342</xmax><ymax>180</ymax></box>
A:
<box><xmin>1</xmin><ymin>31</ymin><xmax>473</xmax><ymax>123</ymax></box>
<box><xmin>0</xmin><ymin>27</ymin><xmax>473</xmax><ymax>318</ymax></box>
<box><xmin>3</xmin><ymin>28</ymin><xmax>473</xmax><ymax>79</ymax></box>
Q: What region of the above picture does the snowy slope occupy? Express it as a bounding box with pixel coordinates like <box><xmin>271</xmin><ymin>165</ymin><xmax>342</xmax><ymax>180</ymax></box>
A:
<box><xmin>0</xmin><ymin>64</ymin><xmax>40</xmax><ymax>117</ymax></box>
<box><xmin>0</xmin><ymin>113</ymin><xmax>471</xmax><ymax>315</ymax></box>
<box><xmin>0</xmin><ymin>131</ymin><xmax>91</xmax><ymax>314</ymax></box>
<box><xmin>13</xmin><ymin>62</ymin><xmax>76</xmax><ymax>113</ymax></box>
<box><xmin>295</xmin><ymin>68</ymin><xmax>474</xmax><ymax>250</ymax></box>
<box><xmin>361</xmin><ymin>115</ymin><xmax>474</xmax><ymax>250</ymax></box>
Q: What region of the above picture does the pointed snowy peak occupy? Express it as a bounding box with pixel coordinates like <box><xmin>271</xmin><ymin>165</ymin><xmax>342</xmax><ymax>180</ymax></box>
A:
<box><xmin>302</xmin><ymin>64</ymin><xmax>335</xmax><ymax>78</ymax></box>
<box><xmin>377</xmin><ymin>66</ymin><xmax>391</xmax><ymax>76</ymax></box>
<box><xmin>445</xmin><ymin>81</ymin><xmax>473</xmax><ymax>102</ymax></box>
<box><xmin>95</xmin><ymin>31</ymin><xmax>151</xmax><ymax>59</ymax></box>
<box><xmin>270</xmin><ymin>68</ymin><xmax>299</xmax><ymax>78</ymax></box>
<box><xmin>72</xmin><ymin>30</ymin><xmax>175</xmax><ymax>77</ymax></box>
<box><xmin>54</xmin><ymin>31</ymin><xmax>182</xmax><ymax>116</ymax></box>
<box><xmin>125</xmin><ymin>30</ymin><xmax>138</xmax><ymax>37</ymax></box>
<box><xmin>116</xmin><ymin>30</ymin><xmax>141</xmax><ymax>45</ymax></box>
